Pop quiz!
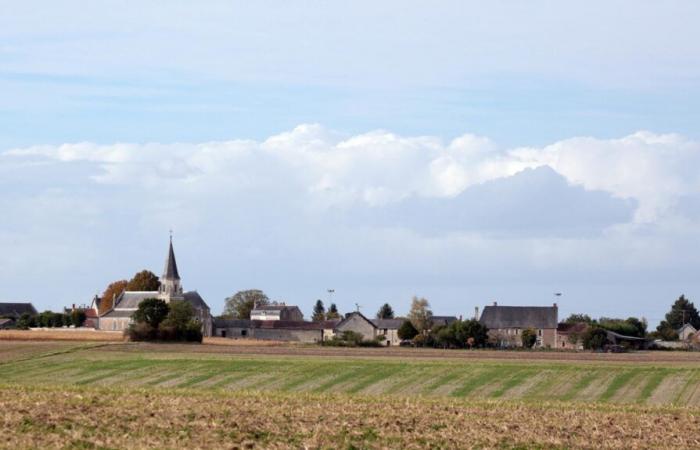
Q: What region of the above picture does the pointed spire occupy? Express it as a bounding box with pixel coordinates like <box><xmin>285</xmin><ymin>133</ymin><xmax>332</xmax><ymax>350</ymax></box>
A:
<box><xmin>163</xmin><ymin>234</ymin><xmax>180</xmax><ymax>281</ymax></box>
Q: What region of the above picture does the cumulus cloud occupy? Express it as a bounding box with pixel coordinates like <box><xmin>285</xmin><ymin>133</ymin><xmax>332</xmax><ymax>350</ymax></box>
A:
<box><xmin>6</xmin><ymin>125</ymin><xmax>700</xmax><ymax>225</ymax></box>
<box><xmin>4</xmin><ymin>125</ymin><xmax>700</xmax><ymax>319</ymax></box>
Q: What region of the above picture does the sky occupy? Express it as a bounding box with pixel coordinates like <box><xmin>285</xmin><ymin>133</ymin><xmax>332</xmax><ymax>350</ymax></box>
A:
<box><xmin>1</xmin><ymin>1</ymin><xmax>700</xmax><ymax>326</ymax></box>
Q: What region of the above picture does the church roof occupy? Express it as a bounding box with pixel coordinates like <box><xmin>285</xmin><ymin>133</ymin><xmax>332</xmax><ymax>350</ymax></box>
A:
<box><xmin>113</xmin><ymin>291</ymin><xmax>160</xmax><ymax>310</ymax></box>
<box><xmin>480</xmin><ymin>305</ymin><xmax>558</xmax><ymax>329</ymax></box>
<box><xmin>163</xmin><ymin>238</ymin><xmax>180</xmax><ymax>280</ymax></box>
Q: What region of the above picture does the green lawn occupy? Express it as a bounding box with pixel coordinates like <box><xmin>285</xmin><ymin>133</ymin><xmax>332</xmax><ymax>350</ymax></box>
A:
<box><xmin>1</xmin><ymin>342</ymin><xmax>699</xmax><ymax>405</ymax></box>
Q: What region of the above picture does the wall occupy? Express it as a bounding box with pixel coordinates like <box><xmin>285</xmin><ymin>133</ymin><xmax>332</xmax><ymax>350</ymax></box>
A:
<box><xmin>214</xmin><ymin>326</ymin><xmax>322</xmax><ymax>343</ymax></box>
<box><xmin>98</xmin><ymin>317</ymin><xmax>130</xmax><ymax>332</ymax></box>
<box><xmin>336</xmin><ymin>315</ymin><xmax>376</xmax><ymax>341</ymax></box>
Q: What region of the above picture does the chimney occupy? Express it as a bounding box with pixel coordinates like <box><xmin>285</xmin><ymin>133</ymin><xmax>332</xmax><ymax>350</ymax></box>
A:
<box><xmin>493</xmin><ymin>301</ymin><xmax>497</xmax><ymax>306</ymax></box>
<box><xmin>474</xmin><ymin>306</ymin><xmax>479</xmax><ymax>320</ymax></box>
<box><xmin>553</xmin><ymin>302</ymin><xmax>558</xmax><ymax>308</ymax></box>
<box><xmin>459</xmin><ymin>315</ymin><xmax>463</xmax><ymax>321</ymax></box>
<box><xmin>72</xmin><ymin>303</ymin><xmax>75</xmax><ymax>311</ymax></box>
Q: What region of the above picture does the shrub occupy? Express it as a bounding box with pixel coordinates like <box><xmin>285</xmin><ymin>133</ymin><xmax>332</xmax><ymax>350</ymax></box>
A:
<box><xmin>398</xmin><ymin>320</ymin><xmax>419</xmax><ymax>340</ymax></box>
<box><xmin>521</xmin><ymin>328</ymin><xmax>537</xmax><ymax>348</ymax></box>
<box><xmin>583</xmin><ymin>327</ymin><xmax>609</xmax><ymax>350</ymax></box>
<box><xmin>126</xmin><ymin>322</ymin><xmax>157</xmax><ymax>341</ymax></box>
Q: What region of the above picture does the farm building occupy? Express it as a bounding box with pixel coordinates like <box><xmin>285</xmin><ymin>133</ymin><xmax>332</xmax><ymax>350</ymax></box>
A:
<box><xmin>99</xmin><ymin>237</ymin><xmax>213</xmax><ymax>336</ymax></box>
<box><xmin>213</xmin><ymin>318</ymin><xmax>339</xmax><ymax>342</ymax></box>
<box><xmin>556</xmin><ymin>322</ymin><xmax>588</xmax><ymax>350</ymax></box>
<box><xmin>250</xmin><ymin>304</ymin><xmax>303</xmax><ymax>321</ymax></box>
<box><xmin>479</xmin><ymin>302</ymin><xmax>558</xmax><ymax>348</ymax></box>
<box><xmin>677</xmin><ymin>323</ymin><xmax>697</xmax><ymax>341</ymax></box>
<box><xmin>0</xmin><ymin>302</ymin><xmax>37</xmax><ymax>328</ymax></box>
<box><xmin>214</xmin><ymin>312</ymin><xmax>407</xmax><ymax>346</ymax></box>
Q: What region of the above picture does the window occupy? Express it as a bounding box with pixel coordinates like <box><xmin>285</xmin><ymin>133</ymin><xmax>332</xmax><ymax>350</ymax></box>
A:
<box><xmin>241</xmin><ymin>329</ymin><xmax>247</xmax><ymax>336</ymax></box>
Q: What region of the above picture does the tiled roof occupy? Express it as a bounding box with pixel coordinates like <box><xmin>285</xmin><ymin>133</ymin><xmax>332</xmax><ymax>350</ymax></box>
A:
<box><xmin>480</xmin><ymin>305</ymin><xmax>558</xmax><ymax>329</ymax></box>
<box><xmin>0</xmin><ymin>302</ymin><xmax>37</xmax><ymax>318</ymax></box>
<box><xmin>371</xmin><ymin>318</ymin><xmax>405</xmax><ymax>329</ymax></box>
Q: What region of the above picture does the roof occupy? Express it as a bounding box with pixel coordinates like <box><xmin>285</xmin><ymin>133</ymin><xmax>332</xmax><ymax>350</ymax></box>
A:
<box><xmin>335</xmin><ymin>312</ymin><xmax>376</xmax><ymax>330</ymax></box>
<box><xmin>251</xmin><ymin>305</ymin><xmax>301</xmax><ymax>312</ymax></box>
<box><xmin>100</xmin><ymin>309</ymin><xmax>135</xmax><ymax>318</ymax></box>
<box><xmin>0</xmin><ymin>302</ymin><xmax>37</xmax><ymax>318</ymax></box>
<box><xmin>557</xmin><ymin>322</ymin><xmax>589</xmax><ymax>334</ymax></box>
<box><xmin>677</xmin><ymin>323</ymin><xmax>697</xmax><ymax>333</ymax></box>
<box><xmin>371</xmin><ymin>318</ymin><xmax>405</xmax><ymax>329</ymax></box>
<box><xmin>162</xmin><ymin>238</ymin><xmax>180</xmax><ymax>280</ymax></box>
<box><xmin>112</xmin><ymin>291</ymin><xmax>160</xmax><ymax>310</ymax></box>
<box><xmin>213</xmin><ymin>318</ymin><xmax>335</xmax><ymax>330</ymax></box>
<box><xmin>480</xmin><ymin>305</ymin><xmax>558</xmax><ymax>329</ymax></box>
<box><xmin>431</xmin><ymin>316</ymin><xmax>459</xmax><ymax>327</ymax></box>
<box><xmin>606</xmin><ymin>330</ymin><xmax>649</xmax><ymax>341</ymax></box>
<box><xmin>183</xmin><ymin>291</ymin><xmax>209</xmax><ymax>311</ymax></box>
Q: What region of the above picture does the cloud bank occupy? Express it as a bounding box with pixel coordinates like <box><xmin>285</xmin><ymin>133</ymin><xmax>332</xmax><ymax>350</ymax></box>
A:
<box><xmin>2</xmin><ymin>125</ymin><xmax>700</xmax><ymax>320</ymax></box>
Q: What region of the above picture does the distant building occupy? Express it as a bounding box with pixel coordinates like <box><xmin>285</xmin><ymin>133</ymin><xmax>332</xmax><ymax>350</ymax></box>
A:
<box><xmin>213</xmin><ymin>318</ymin><xmax>338</xmax><ymax>343</ymax></box>
<box><xmin>371</xmin><ymin>318</ymin><xmax>404</xmax><ymax>346</ymax></box>
<box><xmin>556</xmin><ymin>322</ymin><xmax>588</xmax><ymax>350</ymax></box>
<box><xmin>677</xmin><ymin>323</ymin><xmax>697</xmax><ymax>341</ymax></box>
<box><xmin>99</xmin><ymin>237</ymin><xmax>213</xmax><ymax>336</ymax></box>
<box><xmin>0</xmin><ymin>302</ymin><xmax>37</xmax><ymax>328</ymax></box>
<box><xmin>250</xmin><ymin>305</ymin><xmax>304</xmax><ymax>321</ymax></box>
<box><xmin>479</xmin><ymin>302</ymin><xmax>558</xmax><ymax>348</ymax></box>
<box><xmin>0</xmin><ymin>302</ymin><xmax>37</xmax><ymax>319</ymax></box>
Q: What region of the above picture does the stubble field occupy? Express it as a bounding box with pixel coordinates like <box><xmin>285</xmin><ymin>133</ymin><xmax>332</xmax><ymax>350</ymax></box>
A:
<box><xmin>1</xmin><ymin>339</ymin><xmax>700</xmax><ymax>448</ymax></box>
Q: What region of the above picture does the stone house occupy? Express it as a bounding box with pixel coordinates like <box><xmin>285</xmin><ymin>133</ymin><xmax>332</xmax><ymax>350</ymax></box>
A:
<box><xmin>371</xmin><ymin>318</ymin><xmax>404</xmax><ymax>346</ymax></box>
<box><xmin>556</xmin><ymin>322</ymin><xmax>589</xmax><ymax>350</ymax></box>
<box><xmin>479</xmin><ymin>302</ymin><xmax>558</xmax><ymax>348</ymax></box>
<box><xmin>250</xmin><ymin>305</ymin><xmax>304</xmax><ymax>321</ymax></box>
<box><xmin>99</xmin><ymin>237</ymin><xmax>213</xmax><ymax>336</ymax></box>
<box><xmin>677</xmin><ymin>323</ymin><xmax>697</xmax><ymax>341</ymax></box>
<box><xmin>334</xmin><ymin>312</ymin><xmax>377</xmax><ymax>341</ymax></box>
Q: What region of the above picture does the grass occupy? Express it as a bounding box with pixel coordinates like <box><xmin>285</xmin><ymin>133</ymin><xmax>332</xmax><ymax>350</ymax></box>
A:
<box><xmin>2</xmin><ymin>342</ymin><xmax>697</xmax><ymax>405</ymax></box>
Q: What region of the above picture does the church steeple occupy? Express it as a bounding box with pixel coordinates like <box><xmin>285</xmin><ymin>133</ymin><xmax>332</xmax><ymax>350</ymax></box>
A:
<box><xmin>160</xmin><ymin>233</ymin><xmax>183</xmax><ymax>299</ymax></box>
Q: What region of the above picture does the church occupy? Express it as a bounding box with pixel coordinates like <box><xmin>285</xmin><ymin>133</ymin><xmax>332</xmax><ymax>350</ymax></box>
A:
<box><xmin>99</xmin><ymin>237</ymin><xmax>213</xmax><ymax>336</ymax></box>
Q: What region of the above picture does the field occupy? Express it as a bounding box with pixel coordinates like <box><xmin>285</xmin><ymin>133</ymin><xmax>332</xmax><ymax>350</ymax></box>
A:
<box><xmin>2</xmin><ymin>340</ymin><xmax>700</xmax><ymax>448</ymax></box>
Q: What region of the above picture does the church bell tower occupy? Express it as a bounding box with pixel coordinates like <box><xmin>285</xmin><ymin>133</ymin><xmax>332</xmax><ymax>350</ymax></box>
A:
<box><xmin>159</xmin><ymin>234</ymin><xmax>183</xmax><ymax>300</ymax></box>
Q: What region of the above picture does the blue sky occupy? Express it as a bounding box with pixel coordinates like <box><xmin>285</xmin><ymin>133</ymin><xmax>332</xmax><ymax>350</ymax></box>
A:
<box><xmin>1</xmin><ymin>1</ymin><xmax>700</xmax><ymax>325</ymax></box>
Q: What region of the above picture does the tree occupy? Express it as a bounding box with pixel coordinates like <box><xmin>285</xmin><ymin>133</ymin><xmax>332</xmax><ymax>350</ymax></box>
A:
<box><xmin>71</xmin><ymin>310</ymin><xmax>87</xmax><ymax>327</ymax></box>
<box><xmin>453</xmin><ymin>319</ymin><xmax>489</xmax><ymax>348</ymax></box>
<box><xmin>160</xmin><ymin>300</ymin><xmax>202</xmax><ymax>342</ymax></box>
<box><xmin>131</xmin><ymin>298</ymin><xmax>169</xmax><ymax>329</ymax></box>
<box><xmin>127</xmin><ymin>270</ymin><xmax>161</xmax><ymax>292</ymax></box>
<box><xmin>564</xmin><ymin>314</ymin><xmax>594</xmax><ymax>324</ymax></box>
<box><xmin>407</xmin><ymin>296</ymin><xmax>433</xmax><ymax>333</ymax></box>
<box><xmin>521</xmin><ymin>328</ymin><xmax>537</xmax><ymax>348</ymax></box>
<box><xmin>582</xmin><ymin>327</ymin><xmax>609</xmax><ymax>350</ymax></box>
<box><xmin>99</xmin><ymin>280</ymin><xmax>128</xmax><ymax>313</ymax></box>
<box><xmin>598</xmin><ymin>317</ymin><xmax>647</xmax><ymax>338</ymax></box>
<box><xmin>16</xmin><ymin>313</ymin><xmax>35</xmax><ymax>329</ymax></box>
<box><xmin>222</xmin><ymin>289</ymin><xmax>269</xmax><ymax>319</ymax></box>
<box><xmin>397</xmin><ymin>320</ymin><xmax>419</xmax><ymax>340</ymax></box>
<box><xmin>376</xmin><ymin>303</ymin><xmax>395</xmax><ymax>319</ymax></box>
<box><xmin>326</xmin><ymin>303</ymin><xmax>341</xmax><ymax>320</ymax></box>
<box><xmin>659</xmin><ymin>295</ymin><xmax>700</xmax><ymax>332</ymax></box>
<box><xmin>312</xmin><ymin>300</ymin><xmax>326</xmax><ymax>322</ymax></box>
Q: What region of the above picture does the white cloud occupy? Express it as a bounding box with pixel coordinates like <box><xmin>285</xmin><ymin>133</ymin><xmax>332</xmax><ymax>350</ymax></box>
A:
<box><xmin>6</xmin><ymin>126</ymin><xmax>700</xmax><ymax>225</ymax></box>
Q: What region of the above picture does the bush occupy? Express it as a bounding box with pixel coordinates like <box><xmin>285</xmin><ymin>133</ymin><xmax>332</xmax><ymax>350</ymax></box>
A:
<box><xmin>521</xmin><ymin>328</ymin><xmax>537</xmax><ymax>348</ymax></box>
<box><xmin>322</xmin><ymin>331</ymin><xmax>378</xmax><ymax>347</ymax></box>
<box><xmin>397</xmin><ymin>320</ymin><xmax>419</xmax><ymax>340</ymax></box>
<box><xmin>583</xmin><ymin>327</ymin><xmax>609</xmax><ymax>350</ymax></box>
<box><xmin>126</xmin><ymin>322</ymin><xmax>157</xmax><ymax>341</ymax></box>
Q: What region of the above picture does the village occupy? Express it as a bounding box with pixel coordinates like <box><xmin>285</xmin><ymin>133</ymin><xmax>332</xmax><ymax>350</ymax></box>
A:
<box><xmin>2</xmin><ymin>237</ymin><xmax>699</xmax><ymax>352</ymax></box>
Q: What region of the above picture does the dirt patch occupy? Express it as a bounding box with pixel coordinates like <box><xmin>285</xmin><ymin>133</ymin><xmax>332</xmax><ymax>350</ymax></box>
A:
<box><xmin>575</xmin><ymin>372</ymin><xmax>615</xmax><ymax>401</ymax></box>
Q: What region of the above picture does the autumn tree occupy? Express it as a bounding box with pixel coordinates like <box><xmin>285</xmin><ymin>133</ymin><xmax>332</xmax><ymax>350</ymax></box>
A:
<box><xmin>99</xmin><ymin>280</ymin><xmax>128</xmax><ymax>313</ymax></box>
<box><xmin>407</xmin><ymin>296</ymin><xmax>433</xmax><ymax>333</ymax></box>
<box><xmin>127</xmin><ymin>270</ymin><xmax>161</xmax><ymax>291</ymax></box>
<box><xmin>376</xmin><ymin>303</ymin><xmax>395</xmax><ymax>319</ymax></box>
<box><xmin>326</xmin><ymin>303</ymin><xmax>341</xmax><ymax>320</ymax></box>
<box><xmin>223</xmin><ymin>289</ymin><xmax>269</xmax><ymax>319</ymax></box>
<box><xmin>312</xmin><ymin>300</ymin><xmax>326</xmax><ymax>322</ymax></box>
